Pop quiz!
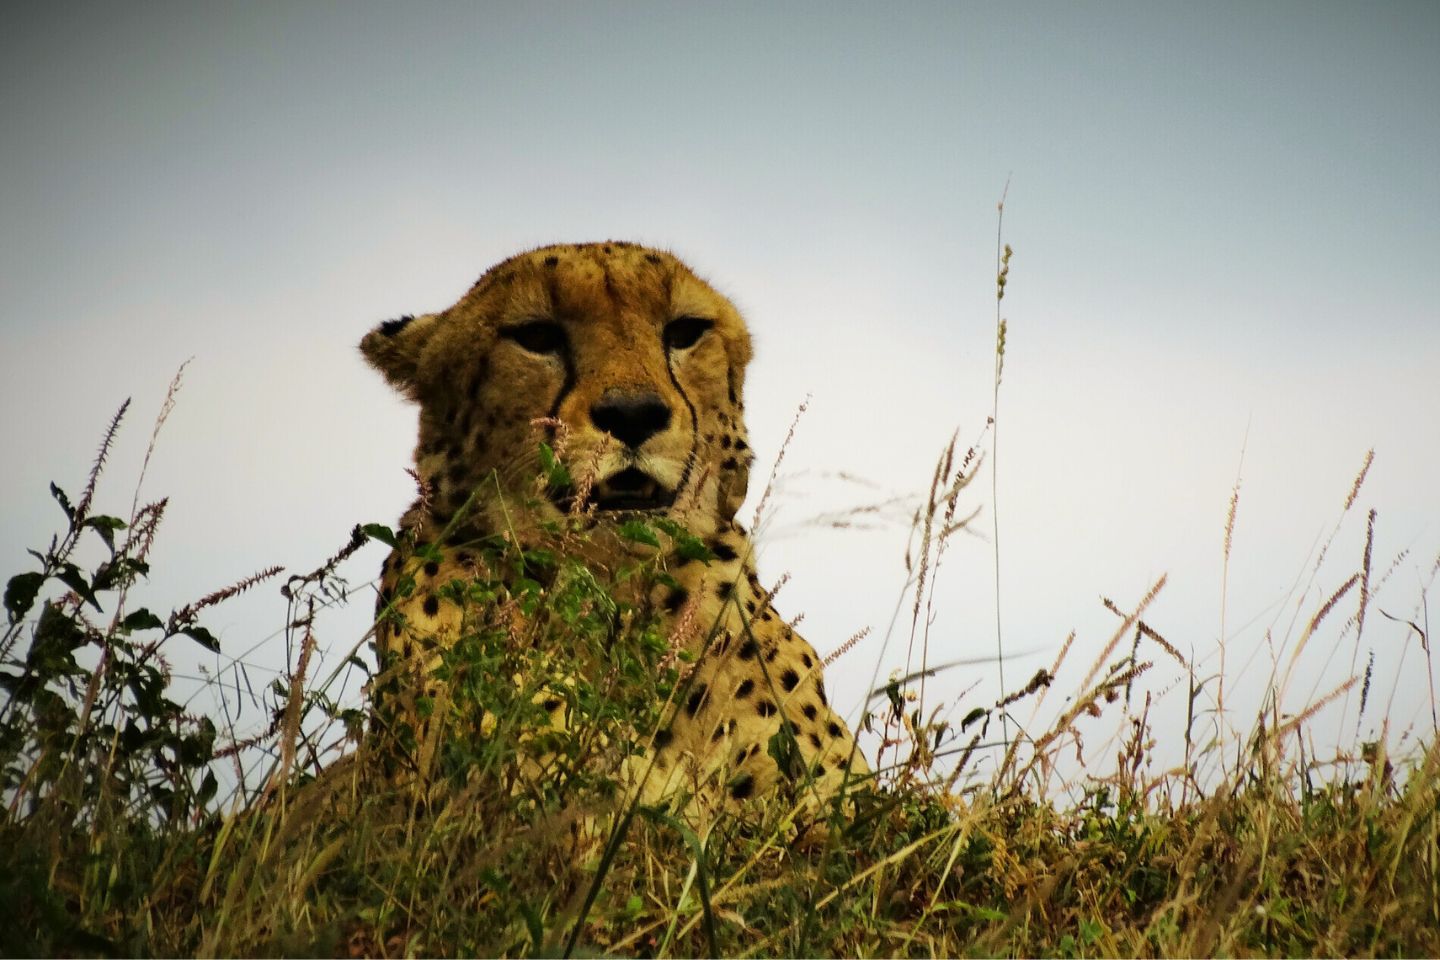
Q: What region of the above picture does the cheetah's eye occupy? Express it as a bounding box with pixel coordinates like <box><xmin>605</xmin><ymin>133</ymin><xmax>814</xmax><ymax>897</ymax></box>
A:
<box><xmin>664</xmin><ymin>316</ymin><xmax>714</xmax><ymax>352</ymax></box>
<box><xmin>501</xmin><ymin>320</ymin><xmax>566</xmax><ymax>355</ymax></box>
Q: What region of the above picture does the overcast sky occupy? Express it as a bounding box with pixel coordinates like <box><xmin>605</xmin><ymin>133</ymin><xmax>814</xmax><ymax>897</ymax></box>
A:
<box><xmin>3</xmin><ymin>1</ymin><xmax>1437</xmax><ymax>785</ymax></box>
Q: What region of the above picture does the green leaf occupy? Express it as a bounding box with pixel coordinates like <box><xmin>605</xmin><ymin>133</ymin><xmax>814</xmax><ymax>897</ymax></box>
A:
<box><xmin>522</xmin><ymin>548</ymin><xmax>556</xmax><ymax>571</ymax></box>
<box><xmin>960</xmin><ymin>707</ymin><xmax>988</xmax><ymax>731</ymax></box>
<box><xmin>519</xmin><ymin>901</ymin><xmax>545</xmax><ymax>954</ymax></box>
<box><xmin>885</xmin><ymin>679</ymin><xmax>905</xmax><ymax>719</ymax></box>
<box><xmin>360</xmin><ymin>523</ymin><xmax>401</xmax><ymax>550</ymax></box>
<box><xmin>538</xmin><ymin>442</ymin><xmax>572</xmax><ymax>489</ymax></box>
<box><xmin>478</xmin><ymin>868</ymin><xmax>511</xmax><ymax>894</ymax></box>
<box><xmin>28</xmin><ymin>604</ymin><xmax>89</xmax><ymax>674</ymax></box>
<box><xmin>674</xmin><ymin>538</ymin><xmax>715</xmax><ymax>564</ymax></box>
<box><xmin>121</xmin><ymin>608</ymin><xmax>164</xmax><ymax>632</ymax></box>
<box><xmin>181</xmin><ymin>626</ymin><xmax>221</xmax><ymax>653</ymax></box>
<box><xmin>617</xmin><ymin>519</ymin><xmax>660</xmax><ymax>548</ymax></box>
<box><xmin>4</xmin><ymin>571</ymin><xmax>44</xmax><ymax>623</ymax></box>
<box><xmin>767</xmin><ymin>724</ymin><xmax>806</xmax><ymax>782</ymax></box>
<box><xmin>83</xmin><ymin>514</ymin><xmax>127</xmax><ymax>551</ymax></box>
<box><xmin>50</xmin><ymin>482</ymin><xmax>75</xmax><ymax>521</ymax></box>
<box><xmin>654</xmin><ymin>517</ymin><xmax>715</xmax><ymax>564</ymax></box>
<box><xmin>55</xmin><ymin>563</ymin><xmax>103</xmax><ymax>612</ymax></box>
<box><xmin>93</xmin><ymin>557</ymin><xmax>147</xmax><ymax>592</ymax></box>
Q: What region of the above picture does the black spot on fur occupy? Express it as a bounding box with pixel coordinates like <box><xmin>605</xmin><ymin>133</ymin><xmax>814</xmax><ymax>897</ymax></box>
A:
<box><xmin>542</xmin><ymin>698</ymin><xmax>562</xmax><ymax>712</ymax></box>
<box><xmin>756</xmin><ymin>700</ymin><xmax>777</xmax><ymax>717</ymax></box>
<box><xmin>730</xmin><ymin>774</ymin><xmax>755</xmax><ymax>800</ymax></box>
<box><xmin>722</xmin><ymin>457</ymin><xmax>739</xmax><ymax>471</ymax></box>
<box><xmin>827</xmin><ymin>721</ymin><xmax>843</xmax><ymax>738</ymax></box>
<box><xmin>686</xmin><ymin>683</ymin><xmax>709</xmax><ymax>716</ymax></box>
<box><xmin>809</xmin><ymin>733</ymin><xmax>822</xmax><ymax>750</ymax></box>
<box><xmin>379</xmin><ymin>314</ymin><xmax>414</xmax><ymax>337</ymax></box>
<box><xmin>780</xmin><ymin>669</ymin><xmax>799</xmax><ymax>692</ymax></box>
<box><xmin>816</xmin><ymin>682</ymin><xmax>828</xmax><ymax>706</ymax></box>
<box><xmin>422</xmin><ymin>595</ymin><xmax>440</xmax><ymax>617</ymax></box>
<box><xmin>543</xmin><ymin>255</ymin><xmax>559</xmax><ymax>267</ymax></box>
<box><xmin>735</xmin><ymin>439</ymin><xmax>749</xmax><ymax>451</ymax></box>
<box><xmin>802</xmin><ymin>653</ymin><xmax>813</xmax><ymax>669</ymax></box>
<box><xmin>711</xmin><ymin>541</ymin><xmax>738</xmax><ymax>562</ymax></box>
<box><xmin>717</xmin><ymin>581</ymin><xmax>734</xmax><ymax>600</ymax></box>
<box><xmin>720</xmin><ymin>435</ymin><xmax>732</xmax><ymax>449</ymax></box>
<box><xmin>803</xmin><ymin>703</ymin><xmax>818</xmax><ymax>721</ymax></box>
<box><xmin>735</xmin><ymin>678</ymin><xmax>755</xmax><ymax>698</ymax></box>
<box><xmin>738</xmin><ymin>639</ymin><xmax>758</xmax><ymax>660</ymax></box>
<box><xmin>654</xmin><ymin>728</ymin><xmax>673</xmax><ymax>749</ymax></box>
<box><xmin>664</xmin><ymin>587</ymin><xmax>689</xmax><ymax>613</ymax></box>
<box><xmin>471</xmin><ymin>354</ymin><xmax>489</xmax><ymax>389</ymax></box>
<box><xmin>423</xmin><ymin>561</ymin><xmax>439</xmax><ymax>577</ymax></box>
<box><xmin>645</xmin><ymin>253</ymin><xmax>662</xmax><ymax>265</ymax></box>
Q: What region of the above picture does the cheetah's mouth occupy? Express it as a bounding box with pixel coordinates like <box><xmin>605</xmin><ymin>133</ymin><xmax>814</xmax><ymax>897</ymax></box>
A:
<box><xmin>584</xmin><ymin>466</ymin><xmax>677</xmax><ymax>513</ymax></box>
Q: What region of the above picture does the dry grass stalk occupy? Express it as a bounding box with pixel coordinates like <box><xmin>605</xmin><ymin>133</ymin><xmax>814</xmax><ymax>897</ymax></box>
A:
<box><xmin>170</xmin><ymin>565</ymin><xmax>285</xmax><ymax>632</ymax></box>
<box><xmin>1081</xmin><ymin>574</ymin><xmax>1167</xmax><ymax>693</ymax></box>
<box><xmin>73</xmin><ymin>398</ymin><xmax>130</xmax><ymax>525</ymax></box>
<box><xmin>126</xmin><ymin>359</ymin><xmax>190</xmax><ymax>530</ymax></box>
<box><xmin>750</xmin><ymin>395</ymin><xmax>808</xmax><ymax>534</ymax></box>
<box><xmin>1344</xmin><ymin>447</ymin><xmax>1375</xmax><ymax>511</ymax></box>
<box><xmin>823</xmin><ymin>626</ymin><xmax>870</xmax><ymax>668</ymax></box>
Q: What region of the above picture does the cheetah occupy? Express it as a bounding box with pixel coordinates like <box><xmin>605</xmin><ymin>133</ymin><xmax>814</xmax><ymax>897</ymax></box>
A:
<box><xmin>359</xmin><ymin>241</ymin><xmax>868</xmax><ymax>817</ymax></box>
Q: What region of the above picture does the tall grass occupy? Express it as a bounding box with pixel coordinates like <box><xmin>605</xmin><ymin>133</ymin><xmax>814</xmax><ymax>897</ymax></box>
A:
<box><xmin>4</xmin><ymin>259</ymin><xmax>1438</xmax><ymax>957</ymax></box>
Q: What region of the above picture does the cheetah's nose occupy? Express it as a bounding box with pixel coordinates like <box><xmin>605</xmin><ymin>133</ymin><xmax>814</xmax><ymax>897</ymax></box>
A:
<box><xmin>590</xmin><ymin>389</ymin><xmax>672</xmax><ymax>449</ymax></box>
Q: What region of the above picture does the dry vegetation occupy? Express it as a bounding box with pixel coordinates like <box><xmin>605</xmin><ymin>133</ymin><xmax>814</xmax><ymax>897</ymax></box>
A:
<box><xmin>4</xmin><ymin>237</ymin><xmax>1438</xmax><ymax>957</ymax></box>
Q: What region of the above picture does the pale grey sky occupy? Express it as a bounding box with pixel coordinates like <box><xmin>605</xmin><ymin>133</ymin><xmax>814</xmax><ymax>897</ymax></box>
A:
<box><xmin>3</xmin><ymin>2</ymin><xmax>1437</xmax><ymax>781</ymax></box>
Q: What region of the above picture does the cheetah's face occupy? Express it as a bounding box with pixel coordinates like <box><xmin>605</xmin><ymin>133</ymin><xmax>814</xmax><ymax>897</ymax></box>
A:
<box><xmin>361</xmin><ymin>243</ymin><xmax>755</xmax><ymax>536</ymax></box>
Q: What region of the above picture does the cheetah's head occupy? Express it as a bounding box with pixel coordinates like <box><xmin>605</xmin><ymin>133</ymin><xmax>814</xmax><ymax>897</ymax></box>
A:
<box><xmin>361</xmin><ymin>242</ymin><xmax>755</xmax><ymax>541</ymax></box>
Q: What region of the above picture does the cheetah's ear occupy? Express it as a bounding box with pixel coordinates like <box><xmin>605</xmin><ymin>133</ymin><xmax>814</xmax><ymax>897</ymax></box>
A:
<box><xmin>359</xmin><ymin>312</ymin><xmax>441</xmax><ymax>399</ymax></box>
